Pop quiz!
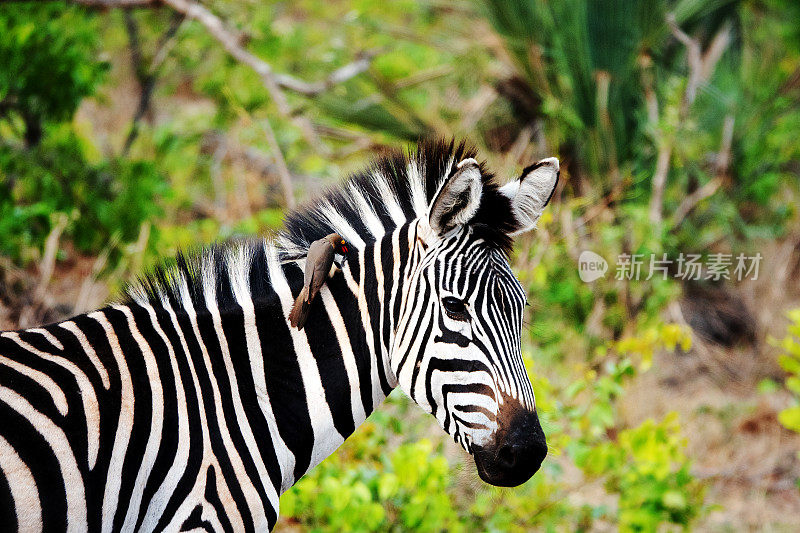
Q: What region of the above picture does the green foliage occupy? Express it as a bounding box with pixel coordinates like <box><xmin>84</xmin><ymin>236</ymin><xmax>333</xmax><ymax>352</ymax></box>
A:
<box><xmin>481</xmin><ymin>0</ymin><xmax>739</xmax><ymax>176</ymax></box>
<box><xmin>538</xmin><ymin>324</ymin><xmax>706</xmax><ymax>531</ymax></box>
<box><xmin>0</xmin><ymin>3</ymin><xmax>163</xmax><ymax>268</ymax></box>
<box><xmin>772</xmin><ymin>310</ymin><xmax>800</xmax><ymax>438</ymax></box>
<box><xmin>281</xmin><ymin>427</ymin><xmax>459</xmax><ymax>532</ymax></box>
<box><xmin>578</xmin><ymin>413</ymin><xmax>705</xmax><ymax>531</ymax></box>
<box><xmin>0</xmin><ymin>2</ymin><xmax>107</xmax><ymax>143</ymax></box>
<box><xmin>0</xmin><ymin>132</ymin><xmax>165</xmax><ymax>264</ymax></box>
<box><xmin>480</xmin><ymin>0</ymin><xmax>799</xmax><ymax>254</ymax></box>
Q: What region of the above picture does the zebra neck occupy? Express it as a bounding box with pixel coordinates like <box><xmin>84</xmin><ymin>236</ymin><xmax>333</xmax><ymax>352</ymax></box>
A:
<box><xmin>342</xmin><ymin>221</ymin><xmax>421</xmax><ymax>402</ymax></box>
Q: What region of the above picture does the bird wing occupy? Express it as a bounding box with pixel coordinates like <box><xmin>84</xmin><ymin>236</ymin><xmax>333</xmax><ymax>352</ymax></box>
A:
<box><xmin>305</xmin><ymin>239</ymin><xmax>334</xmax><ymax>302</ymax></box>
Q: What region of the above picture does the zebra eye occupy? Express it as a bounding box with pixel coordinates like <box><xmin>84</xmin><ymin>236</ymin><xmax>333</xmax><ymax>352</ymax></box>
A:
<box><xmin>442</xmin><ymin>296</ymin><xmax>468</xmax><ymax>320</ymax></box>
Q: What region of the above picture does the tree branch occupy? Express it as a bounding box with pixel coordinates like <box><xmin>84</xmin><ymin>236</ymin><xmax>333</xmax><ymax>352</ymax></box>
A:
<box><xmin>122</xmin><ymin>9</ymin><xmax>184</xmax><ymax>155</ymax></box>
<box><xmin>667</xmin><ymin>14</ymin><xmax>731</xmax><ymax>109</ymax></box>
<box><xmin>273</xmin><ymin>51</ymin><xmax>377</xmax><ymax>97</ymax></box>
<box><xmin>259</xmin><ymin>116</ymin><xmax>296</xmax><ymax>209</ymax></box>
<box><xmin>160</xmin><ymin>0</ymin><xmax>371</xmax><ymax>154</ymax></box>
<box><xmin>68</xmin><ymin>0</ymin><xmax>376</xmax><ymax>154</ymax></box>
<box><xmin>671</xmin><ymin>177</ymin><xmax>722</xmax><ymax>226</ymax></box>
<box><xmin>651</xmin><ymin>15</ymin><xmax>732</xmax><ymax>224</ymax></box>
<box><xmin>71</xmin><ymin>0</ymin><xmax>156</xmax><ymax>6</ymax></box>
<box><xmin>670</xmin><ymin>113</ymin><xmax>733</xmax><ymax>226</ymax></box>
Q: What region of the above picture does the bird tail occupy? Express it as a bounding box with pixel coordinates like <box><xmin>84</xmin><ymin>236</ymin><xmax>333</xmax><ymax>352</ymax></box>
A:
<box><xmin>289</xmin><ymin>287</ymin><xmax>311</xmax><ymax>330</ymax></box>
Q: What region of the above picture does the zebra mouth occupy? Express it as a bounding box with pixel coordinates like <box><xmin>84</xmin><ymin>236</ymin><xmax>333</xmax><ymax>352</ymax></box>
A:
<box><xmin>472</xmin><ymin>408</ymin><xmax>547</xmax><ymax>487</ymax></box>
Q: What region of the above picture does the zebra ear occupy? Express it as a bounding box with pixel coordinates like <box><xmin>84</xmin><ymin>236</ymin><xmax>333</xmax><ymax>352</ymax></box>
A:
<box><xmin>428</xmin><ymin>158</ymin><xmax>483</xmax><ymax>236</ymax></box>
<box><xmin>500</xmin><ymin>157</ymin><xmax>559</xmax><ymax>235</ymax></box>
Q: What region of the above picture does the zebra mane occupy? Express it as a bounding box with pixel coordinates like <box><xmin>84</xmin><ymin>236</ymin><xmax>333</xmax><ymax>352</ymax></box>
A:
<box><xmin>278</xmin><ymin>138</ymin><xmax>516</xmax><ymax>258</ymax></box>
<box><xmin>122</xmin><ymin>139</ymin><xmax>517</xmax><ymax>311</ymax></box>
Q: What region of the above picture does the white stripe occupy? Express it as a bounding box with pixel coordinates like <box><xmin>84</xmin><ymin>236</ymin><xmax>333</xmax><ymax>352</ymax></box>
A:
<box><xmin>319</xmin><ymin>286</ymin><xmax>366</xmax><ymax>425</ymax></box>
<box><xmin>90</xmin><ymin>311</ymin><xmax>135</xmax><ymax>533</ymax></box>
<box><xmin>4</xmin><ymin>331</ymin><xmax>100</xmax><ymax>469</ymax></box>
<box><xmin>139</xmin><ymin>303</ymin><xmax>191</xmax><ymax>533</ymax></box>
<box><xmin>348</xmin><ymin>183</ymin><xmax>385</xmax><ymax>238</ymax></box>
<box><xmin>316</xmin><ymin>202</ymin><xmax>366</xmax><ymax>249</ymax></box>
<box><xmin>0</xmin><ymin>386</ymin><xmax>86</xmax><ymax>532</ymax></box>
<box><xmin>28</xmin><ymin>329</ymin><xmax>63</xmax><ymax>351</ymax></box>
<box><xmin>0</xmin><ymin>353</ymin><xmax>68</xmax><ymax>416</ymax></box>
<box><xmin>0</xmin><ymin>434</ymin><xmax>42</xmax><ymax>533</ymax></box>
<box><xmin>59</xmin><ymin>321</ymin><xmax>110</xmax><ymax>390</ymax></box>
<box><xmin>407</xmin><ymin>161</ymin><xmax>428</xmax><ymax>217</ymax></box>
<box><xmin>115</xmin><ymin>305</ymin><xmax>166</xmax><ymax>532</ymax></box>
<box><xmin>371</xmin><ymin>171</ymin><xmax>406</xmax><ymax>226</ymax></box>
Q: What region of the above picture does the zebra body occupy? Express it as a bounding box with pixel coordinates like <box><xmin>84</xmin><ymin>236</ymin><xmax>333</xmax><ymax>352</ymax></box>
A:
<box><xmin>0</xmin><ymin>140</ymin><xmax>559</xmax><ymax>531</ymax></box>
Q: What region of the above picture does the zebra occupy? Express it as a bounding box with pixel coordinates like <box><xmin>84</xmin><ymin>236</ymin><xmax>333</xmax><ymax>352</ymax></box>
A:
<box><xmin>0</xmin><ymin>139</ymin><xmax>558</xmax><ymax>532</ymax></box>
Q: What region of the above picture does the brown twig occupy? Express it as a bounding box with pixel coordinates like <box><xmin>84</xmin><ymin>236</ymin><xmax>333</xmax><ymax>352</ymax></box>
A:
<box><xmin>258</xmin><ymin>117</ymin><xmax>296</xmax><ymax>209</ymax></box>
<box><xmin>650</xmin><ymin>16</ymin><xmax>732</xmax><ymax>224</ymax></box>
<box><xmin>671</xmin><ymin>177</ymin><xmax>723</xmax><ymax>225</ymax></box>
<box><xmin>648</xmin><ymin>138</ymin><xmax>673</xmax><ymax>224</ymax></box>
<box><xmin>34</xmin><ymin>213</ymin><xmax>70</xmax><ymax>304</ymax></box>
<box><xmin>670</xmin><ymin>114</ymin><xmax>733</xmax><ymax>226</ymax></box>
<box><xmin>714</xmin><ymin>113</ymin><xmax>735</xmax><ymax>176</ymax></box>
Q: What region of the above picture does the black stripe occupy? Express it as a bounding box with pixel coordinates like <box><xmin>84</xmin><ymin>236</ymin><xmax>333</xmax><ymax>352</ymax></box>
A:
<box><xmin>0</xmin><ymin>449</ymin><xmax>16</xmax><ymax>532</ymax></box>
<box><xmin>328</xmin><ymin>262</ymin><xmax>374</xmax><ymax>418</ymax></box>
<box><xmin>380</xmin><ymin>235</ymin><xmax>394</xmax><ymax>364</ymax></box>
<box><xmin>204</xmin><ymin>465</ymin><xmax>234</xmax><ymax>533</ymax></box>
<box><xmin>284</xmin><ymin>262</ymin><xmax>356</xmax><ymax>438</ymax></box>
<box><xmin>254</xmin><ymin>263</ymin><xmax>313</xmax><ymax>483</ymax></box>
<box><xmin>151</xmin><ymin>306</ymin><xmax>206</xmax><ymax>532</ymax></box>
<box><xmin>0</xmin><ymin>338</ymin><xmax>67</xmax><ymax>422</ymax></box>
<box><xmin>392</xmin><ymin>224</ymin><xmax>410</xmax><ymax>326</ymax></box>
<box><xmin>408</xmin><ymin>315</ymin><xmax>434</xmax><ymax>404</ymax></box>
<box><xmin>102</xmin><ymin>307</ymin><xmax>154</xmax><ymax>532</ymax></box>
<box><xmin>361</xmin><ymin>244</ymin><xmax>393</xmax><ymax>397</ymax></box>
<box><xmin>170</xmin><ymin>306</ymin><xmax>252</xmax><ymax>530</ymax></box>
<box><xmin>0</xmin><ymin>399</ymin><xmax>68</xmax><ymax>531</ymax></box>
<box><xmin>124</xmin><ymin>305</ymin><xmax>180</xmax><ymax>532</ymax></box>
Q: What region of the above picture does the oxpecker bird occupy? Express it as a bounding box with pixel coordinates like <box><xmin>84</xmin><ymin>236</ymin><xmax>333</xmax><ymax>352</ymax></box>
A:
<box><xmin>289</xmin><ymin>233</ymin><xmax>349</xmax><ymax>329</ymax></box>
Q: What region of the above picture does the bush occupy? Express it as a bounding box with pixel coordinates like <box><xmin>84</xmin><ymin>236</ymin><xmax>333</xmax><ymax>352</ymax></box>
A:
<box><xmin>0</xmin><ymin>2</ymin><xmax>107</xmax><ymax>144</ymax></box>
<box><xmin>0</xmin><ymin>134</ymin><xmax>166</xmax><ymax>265</ymax></box>
<box><xmin>577</xmin><ymin>413</ymin><xmax>706</xmax><ymax>531</ymax></box>
<box><xmin>773</xmin><ymin>310</ymin><xmax>800</xmax><ymax>440</ymax></box>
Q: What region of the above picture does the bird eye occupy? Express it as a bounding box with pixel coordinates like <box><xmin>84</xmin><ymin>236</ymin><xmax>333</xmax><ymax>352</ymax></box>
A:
<box><xmin>442</xmin><ymin>296</ymin><xmax>468</xmax><ymax>320</ymax></box>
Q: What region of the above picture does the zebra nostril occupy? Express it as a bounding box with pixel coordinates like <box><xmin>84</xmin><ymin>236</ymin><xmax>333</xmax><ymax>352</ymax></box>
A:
<box><xmin>497</xmin><ymin>444</ymin><xmax>517</xmax><ymax>469</ymax></box>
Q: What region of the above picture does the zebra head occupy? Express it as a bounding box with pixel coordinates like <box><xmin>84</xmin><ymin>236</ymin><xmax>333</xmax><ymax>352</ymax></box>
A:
<box><xmin>392</xmin><ymin>156</ymin><xmax>559</xmax><ymax>487</ymax></box>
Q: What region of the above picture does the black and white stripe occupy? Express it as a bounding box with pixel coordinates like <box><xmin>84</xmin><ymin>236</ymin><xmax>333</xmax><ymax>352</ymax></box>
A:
<box><xmin>0</xmin><ymin>140</ymin><xmax>559</xmax><ymax>530</ymax></box>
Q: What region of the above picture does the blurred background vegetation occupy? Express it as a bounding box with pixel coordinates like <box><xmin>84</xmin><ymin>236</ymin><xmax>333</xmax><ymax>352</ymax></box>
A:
<box><xmin>2</xmin><ymin>0</ymin><xmax>800</xmax><ymax>530</ymax></box>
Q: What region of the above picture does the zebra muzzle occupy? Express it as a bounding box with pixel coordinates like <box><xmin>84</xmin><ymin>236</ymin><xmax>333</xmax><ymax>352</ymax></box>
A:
<box><xmin>472</xmin><ymin>406</ymin><xmax>547</xmax><ymax>487</ymax></box>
